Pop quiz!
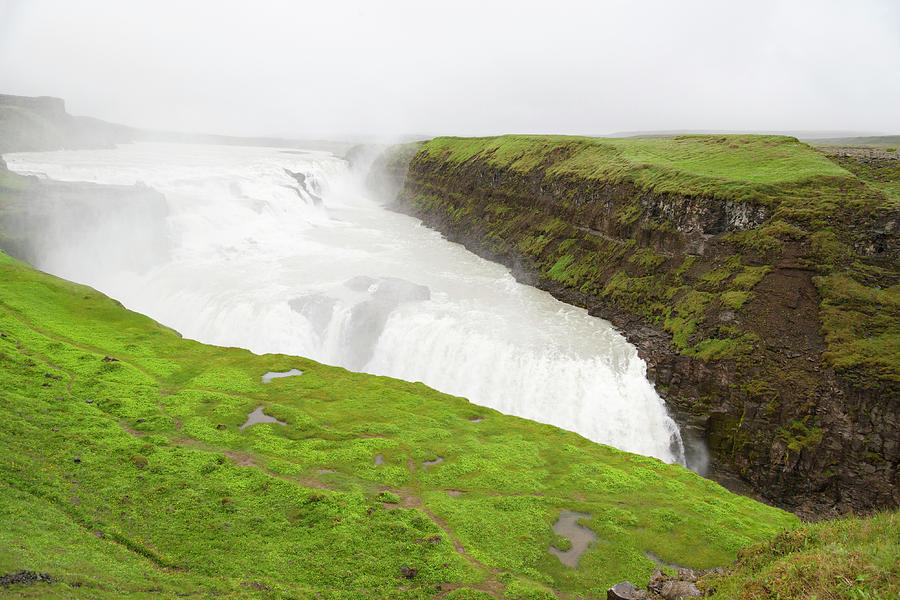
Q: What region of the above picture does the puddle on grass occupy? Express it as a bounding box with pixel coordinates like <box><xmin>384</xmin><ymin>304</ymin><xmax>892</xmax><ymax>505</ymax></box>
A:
<box><xmin>446</xmin><ymin>490</ymin><xmax>463</xmax><ymax>497</ymax></box>
<box><xmin>261</xmin><ymin>369</ymin><xmax>304</xmax><ymax>383</ymax></box>
<box><xmin>423</xmin><ymin>457</ymin><xmax>444</xmax><ymax>468</ymax></box>
<box><xmin>645</xmin><ymin>550</ymin><xmax>687</xmax><ymax>570</ymax></box>
<box><xmin>239</xmin><ymin>406</ymin><xmax>288</xmax><ymax>431</ymax></box>
<box><xmin>375</xmin><ymin>454</ymin><xmax>385</xmax><ymax>465</ymax></box>
<box><xmin>468</xmin><ymin>416</ymin><xmax>483</xmax><ymax>423</ymax></box>
<box><xmin>549</xmin><ymin>511</ymin><xmax>597</xmax><ymax>568</ymax></box>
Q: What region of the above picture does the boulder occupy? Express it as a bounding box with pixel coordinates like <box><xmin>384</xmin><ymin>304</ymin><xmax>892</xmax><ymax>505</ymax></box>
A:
<box><xmin>648</xmin><ymin>567</ymin><xmax>702</xmax><ymax>599</ymax></box>
<box><xmin>607</xmin><ymin>581</ymin><xmax>647</xmax><ymax>599</ymax></box>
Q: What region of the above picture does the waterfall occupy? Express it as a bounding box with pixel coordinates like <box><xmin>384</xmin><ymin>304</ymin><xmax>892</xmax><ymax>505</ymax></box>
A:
<box><xmin>5</xmin><ymin>142</ymin><xmax>688</xmax><ymax>464</ymax></box>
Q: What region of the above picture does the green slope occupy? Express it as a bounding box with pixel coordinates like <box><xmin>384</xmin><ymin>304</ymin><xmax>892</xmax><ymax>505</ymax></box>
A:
<box><xmin>0</xmin><ymin>248</ymin><xmax>798</xmax><ymax>598</ymax></box>
<box><xmin>419</xmin><ymin>134</ymin><xmax>867</xmax><ymax>216</ymax></box>
<box><xmin>701</xmin><ymin>511</ymin><xmax>899</xmax><ymax>599</ymax></box>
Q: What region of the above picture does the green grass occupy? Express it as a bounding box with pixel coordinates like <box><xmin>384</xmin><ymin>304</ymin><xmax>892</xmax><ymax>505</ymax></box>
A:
<box><xmin>419</xmin><ymin>134</ymin><xmax>857</xmax><ymax>209</ymax></box>
<box><xmin>829</xmin><ymin>153</ymin><xmax>900</xmax><ymax>207</ymax></box>
<box><xmin>0</xmin><ymin>250</ymin><xmax>799</xmax><ymax>598</ymax></box>
<box><xmin>701</xmin><ymin>511</ymin><xmax>899</xmax><ymax>600</ymax></box>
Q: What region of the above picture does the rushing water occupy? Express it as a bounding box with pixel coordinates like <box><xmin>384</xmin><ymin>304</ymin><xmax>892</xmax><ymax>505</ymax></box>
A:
<box><xmin>5</xmin><ymin>142</ymin><xmax>686</xmax><ymax>464</ymax></box>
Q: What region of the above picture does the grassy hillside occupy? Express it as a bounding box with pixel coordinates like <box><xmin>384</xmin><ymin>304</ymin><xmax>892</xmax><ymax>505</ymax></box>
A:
<box><xmin>0</xmin><ymin>244</ymin><xmax>800</xmax><ymax>598</ymax></box>
<box><xmin>702</xmin><ymin>511</ymin><xmax>899</xmax><ymax>600</ymax></box>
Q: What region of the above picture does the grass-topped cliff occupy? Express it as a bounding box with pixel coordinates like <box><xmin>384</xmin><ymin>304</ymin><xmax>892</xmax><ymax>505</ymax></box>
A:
<box><xmin>377</xmin><ymin>134</ymin><xmax>899</xmax><ymax>515</ymax></box>
<box><xmin>0</xmin><ymin>226</ymin><xmax>800</xmax><ymax>597</ymax></box>
<box><xmin>0</xmin><ymin>94</ymin><xmax>132</xmax><ymax>153</ymax></box>
<box><xmin>409</xmin><ymin>135</ymin><xmax>897</xmax><ymax>379</ymax></box>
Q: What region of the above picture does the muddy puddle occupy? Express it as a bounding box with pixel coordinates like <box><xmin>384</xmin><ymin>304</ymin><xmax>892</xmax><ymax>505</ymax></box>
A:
<box><xmin>423</xmin><ymin>457</ymin><xmax>444</xmax><ymax>468</ymax></box>
<box><xmin>645</xmin><ymin>550</ymin><xmax>687</xmax><ymax>570</ymax></box>
<box><xmin>549</xmin><ymin>510</ymin><xmax>597</xmax><ymax>567</ymax></box>
<box><xmin>239</xmin><ymin>406</ymin><xmax>287</xmax><ymax>430</ymax></box>
<box><xmin>261</xmin><ymin>369</ymin><xmax>303</xmax><ymax>383</ymax></box>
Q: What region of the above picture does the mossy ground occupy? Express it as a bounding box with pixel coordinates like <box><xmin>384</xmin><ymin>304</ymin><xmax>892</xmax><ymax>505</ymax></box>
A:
<box><xmin>0</xmin><ymin>248</ymin><xmax>798</xmax><ymax>598</ymax></box>
<box><xmin>419</xmin><ymin>134</ymin><xmax>861</xmax><ymax>214</ymax></box>
<box><xmin>700</xmin><ymin>511</ymin><xmax>899</xmax><ymax>600</ymax></box>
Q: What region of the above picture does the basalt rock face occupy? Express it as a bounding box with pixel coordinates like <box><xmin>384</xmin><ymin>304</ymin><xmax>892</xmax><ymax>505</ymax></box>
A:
<box><xmin>369</xmin><ymin>137</ymin><xmax>899</xmax><ymax>517</ymax></box>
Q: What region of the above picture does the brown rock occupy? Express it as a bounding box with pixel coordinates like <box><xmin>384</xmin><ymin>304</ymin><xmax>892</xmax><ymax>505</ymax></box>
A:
<box><xmin>607</xmin><ymin>581</ymin><xmax>647</xmax><ymax>600</ymax></box>
<box><xmin>658</xmin><ymin>580</ymin><xmax>701</xmax><ymax>599</ymax></box>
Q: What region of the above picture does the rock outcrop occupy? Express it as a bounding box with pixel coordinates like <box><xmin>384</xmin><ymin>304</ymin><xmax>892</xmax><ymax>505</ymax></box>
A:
<box><xmin>608</xmin><ymin>567</ymin><xmax>716</xmax><ymax>600</ymax></box>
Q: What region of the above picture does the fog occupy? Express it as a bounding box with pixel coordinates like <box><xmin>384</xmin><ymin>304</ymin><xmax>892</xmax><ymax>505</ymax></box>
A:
<box><xmin>1</xmin><ymin>0</ymin><xmax>898</xmax><ymax>138</ymax></box>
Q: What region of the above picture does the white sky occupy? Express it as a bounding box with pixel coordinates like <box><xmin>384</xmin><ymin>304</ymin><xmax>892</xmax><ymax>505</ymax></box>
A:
<box><xmin>1</xmin><ymin>0</ymin><xmax>898</xmax><ymax>138</ymax></box>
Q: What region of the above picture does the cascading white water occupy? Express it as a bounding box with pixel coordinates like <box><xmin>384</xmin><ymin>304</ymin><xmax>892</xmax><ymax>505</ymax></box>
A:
<box><xmin>5</xmin><ymin>142</ymin><xmax>686</xmax><ymax>464</ymax></box>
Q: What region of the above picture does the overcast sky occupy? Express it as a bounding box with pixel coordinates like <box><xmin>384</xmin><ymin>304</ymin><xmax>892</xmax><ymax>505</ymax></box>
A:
<box><xmin>1</xmin><ymin>0</ymin><xmax>898</xmax><ymax>138</ymax></box>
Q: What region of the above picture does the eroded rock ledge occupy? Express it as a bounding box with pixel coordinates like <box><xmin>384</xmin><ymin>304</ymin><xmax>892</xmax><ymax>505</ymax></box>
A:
<box><xmin>367</xmin><ymin>135</ymin><xmax>899</xmax><ymax>517</ymax></box>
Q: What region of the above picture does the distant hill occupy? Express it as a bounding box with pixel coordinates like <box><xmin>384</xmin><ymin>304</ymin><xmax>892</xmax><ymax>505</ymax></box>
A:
<box><xmin>0</xmin><ymin>94</ymin><xmax>134</xmax><ymax>153</ymax></box>
<box><xmin>604</xmin><ymin>129</ymin><xmax>885</xmax><ymax>141</ymax></box>
<box><xmin>0</xmin><ymin>93</ymin><xmax>354</xmax><ymax>154</ymax></box>
<box><xmin>810</xmin><ymin>135</ymin><xmax>900</xmax><ymax>147</ymax></box>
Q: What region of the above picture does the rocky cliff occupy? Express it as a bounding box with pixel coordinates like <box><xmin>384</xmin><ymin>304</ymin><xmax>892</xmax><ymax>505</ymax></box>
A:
<box><xmin>0</xmin><ymin>94</ymin><xmax>134</xmax><ymax>153</ymax></box>
<box><xmin>369</xmin><ymin>135</ymin><xmax>899</xmax><ymax>517</ymax></box>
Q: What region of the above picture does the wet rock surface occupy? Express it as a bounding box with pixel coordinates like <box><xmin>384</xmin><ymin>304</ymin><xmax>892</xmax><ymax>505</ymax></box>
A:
<box><xmin>284</xmin><ymin>168</ymin><xmax>323</xmax><ymax>206</ymax></box>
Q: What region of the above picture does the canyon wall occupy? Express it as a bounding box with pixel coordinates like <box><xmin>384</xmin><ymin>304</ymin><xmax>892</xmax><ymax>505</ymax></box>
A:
<box><xmin>369</xmin><ymin>135</ymin><xmax>899</xmax><ymax>517</ymax></box>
